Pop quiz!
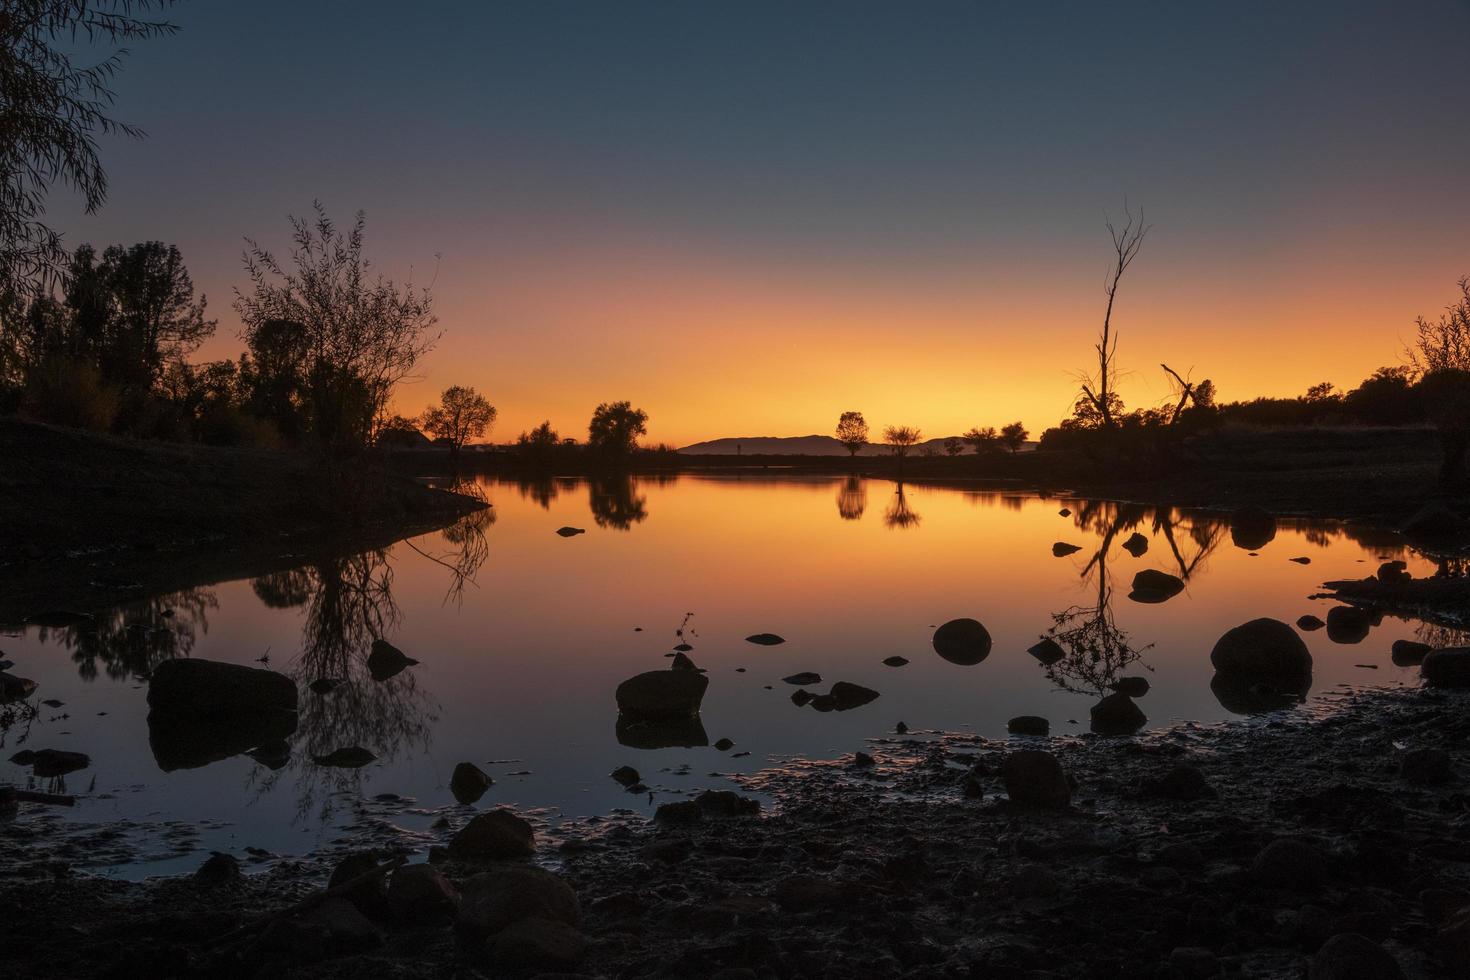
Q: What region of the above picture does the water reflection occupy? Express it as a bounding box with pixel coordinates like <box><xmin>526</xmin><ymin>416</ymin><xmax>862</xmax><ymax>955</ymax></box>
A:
<box><xmin>34</xmin><ymin>589</ymin><xmax>218</xmax><ymax>681</ymax></box>
<box><xmin>836</xmin><ymin>477</ymin><xmax>866</xmax><ymax>521</ymax></box>
<box><xmin>588</xmin><ymin>473</ymin><xmax>649</xmax><ymax>530</ymax></box>
<box><xmin>884</xmin><ymin>485</ymin><xmax>921</xmax><ymax>530</ymax></box>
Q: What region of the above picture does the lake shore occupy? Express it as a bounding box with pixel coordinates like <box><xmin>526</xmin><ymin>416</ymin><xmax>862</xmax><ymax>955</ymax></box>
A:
<box><xmin>2</xmin><ymin>684</ymin><xmax>1465</xmax><ymax>978</ymax></box>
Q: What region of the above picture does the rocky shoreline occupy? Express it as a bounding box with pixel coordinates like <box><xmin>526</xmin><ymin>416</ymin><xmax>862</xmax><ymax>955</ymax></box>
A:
<box><xmin>2</xmin><ymin>682</ymin><xmax>1467</xmax><ymax>979</ymax></box>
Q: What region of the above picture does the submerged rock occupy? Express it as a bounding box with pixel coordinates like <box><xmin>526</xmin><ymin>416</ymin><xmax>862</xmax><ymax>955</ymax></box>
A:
<box><xmin>1002</xmin><ymin>750</ymin><xmax>1070</xmax><ymax>808</ymax></box>
<box><xmin>1027</xmin><ymin>637</ymin><xmax>1065</xmax><ymax>665</ymax></box>
<box><xmin>1007</xmin><ymin>715</ymin><xmax>1049</xmax><ymax>736</ymax></box>
<box><xmin>610</xmin><ymin>765</ymin><xmax>640</xmax><ymax>786</ymax></box>
<box><xmin>451</xmin><ymin>762</ymin><xmax>494</xmax><ymax>804</ymax></box>
<box><xmin>1230</xmin><ymin>506</ymin><xmax>1277</xmax><ymax>550</ymax></box>
<box><xmin>1122</xmin><ymin>532</ymin><xmax>1149</xmax><ymax>557</ymax></box>
<box><xmin>932</xmin><ymin>618</ymin><xmax>993</xmax><ymax>665</ymax></box>
<box><xmin>367</xmin><ymin>639</ymin><xmax>418</xmax><ymax>681</ymax></box>
<box><xmin>745</xmin><ymin>633</ymin><xmax>785</xmax><ymax>645</ymax></box>
<box><xmin>1325</xmin><ymin>605</ymin><xmax>1372</xmax><ymax>644</ymax></box>
<box><xmin>714</xmin><ymin>737</ymin><xmax>735</xmax><ymax>751</ymax></box>
<box><xmin>449</xmin><ymin>809</ymin><xmax>536</xmax><ymax>861</ymax></box>
<box><xmin>1129</xmin><ymin>569</ymin><xmax>1184</xmax><ymax>603</ymax></box>
<box><xmin>655</xmin><ymin>790</ymin><xmax>760</xmax><ymax>823</ymax></box>
<box><xmin>308</xmin><ymin>677</ymin><xmax>343</xmax><ymax>695</ymax></box>
<box><xmin>782</xmin><ymin>672</ymin><xmax>822</xmax><ymax>685</ymax></box>
<box><xmin>9</xmin><ymin>748</ymin><xmax>90</xmax><ymax>777</ymax></box>
<box><xmin>1390</xmin><ymin>639</ymin><xmax>1431</xmax><ymax>666</ymax></box>
<box><xmin>314</xmin><ymin>746</ymin><xmax>377</xmax><ymax>768</ymax></box>
<box><xmin>828</xmin><ymin>681</ymin><xmax>880</xmax><ymax>710</ymax></box>
<box><xmin>614</xmin><ymin>715</ymin><xmax>708</xmax><ymax>749</ymax></box>
<box><xmin>1052</xmin><ymin>542</ymin><xmax>1082</xmax><ymax>557</ymax></box>
<box><xmin>881</xmin><ymin>655</ymin><xmax>909</xmax><ymax>667</ymax></box>
<box><xmin>1297</xmin><ymin>615</ymin><xmax>1326</xmax><ymax>631</ymax></box>
<box><xmin>1109</xmin><ymin>676</ymin><xmax>1150</xmax><ymax>697</ymax></box>
<box><xmin>1090</xmin><ymin>692</ymin><xmax>1146</xmax><ymax>735</ymax></box>
<box><xmin>555</xmin><ymin>526</ymin><xmax>585</xmax><ymax>537</ymax></box>
<box><xmin>615</xmin><ymin>669</ymin><xmax>709</xmax><ymax>720</ymax></box>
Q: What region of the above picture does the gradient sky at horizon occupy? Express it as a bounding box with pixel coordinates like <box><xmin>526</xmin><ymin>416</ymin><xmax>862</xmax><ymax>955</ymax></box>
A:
<box><xmin>48</xmin><ymin>0</ymin><xmax>1470</xmax><ymax>445</ymax></box>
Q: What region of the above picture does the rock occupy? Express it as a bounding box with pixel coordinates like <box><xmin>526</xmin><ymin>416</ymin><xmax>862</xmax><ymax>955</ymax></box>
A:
<box><xmin>1377</xmin><ymin>560</ymin><xmax>1410</xmax><ymax>584</ymax></box>
<box><xmin>1252</xmin><ymin>838</ymin><xmax>1330</xmax><ymax>891</ymax></box>
<box><xmin>1002</xmin><ymin>750</ymin><xmax>1070</xmax><ymax>808</ymax></box>
<box><xmin>1290</xmin><ymin>556</ymin><xmax>1312</xmax><ymax>565</ymax></box>
<box><xmin>329</xmin><ymin>853</ymin><xmax>390</xmax><ymax>919</ymax></box>
<box><xmin>488</xmin><ymin>916</ymin><xmax>589</xmax><ymax>969</ymax></box>
<box><xmin>555</xmin><ymin>526</ymin><xmax>585</xmax><ymax>537</ymax></box>
<box><xmin>696</xmin><ymin>789</ymin><xmax>760</xmax><ymax>816</ymax></box>
<box><xmin>774</xmin><ymin>876</ymin><xmax>846</xmax><ymax>911</ymax></box>
<box><xmin>790</xmin><ymin>689</ymin><xmax>814</xmax><ymax>707</ymax></box>
<box><xmin>297</xmin><ymin>896</ymin><xmax>381</xmax><ymax>954</ymax></box>
<box><xmin>1399</xmin><ymin>747</ymin><xmax>1452</xmax><ymax>785</ymax></box>
<box><xmin>653</xmin><ymin>800</ymin><xmax>703</xmax><ymax>823</ymax></box>
<box><xmin>0</xmin><ymin>672</ymin><xmax>37</xmax><ymax>702</ymax></box>
<box><xmin>670</xmin><ymin>651</ymin><xmax>701</xmax><ymax>672</ymax></box>
<box><xmin>457</xmin><ymin>865</ymin><xmax>580</xmax><ymax>936</ymax></box>
<box><xmin>823</xmin><ymin>681</ymin><xmax>880</xmax><ymax>710</ymax></box>
<box><xmin>882</xmin><ymin>655</ymin><xmax>909</xmax><ymax>666</ymax></box>
<box><xmin>1129</xmin><ymin>569</ymin><xmax>1185</xmax><ymax>603</ymax></box>
<box><xmin>610</xmin><ymin>765</ymin><xmax>640</xmax><ymax>786</ymax></box>
<box><xmin>1422</xmin><ymin>648</ymin><xmax>1470</xmax><ymax>687</ymax></box>
<box><xmin>1146</xmin><ymin>764</ymin><xmax>1217</xmax><ymax>801</ymax></box>
<box><xmin>451</xmin><ymin>762</ymin><xmax>493</xmax><ymax>804</ymax></box>
<box><xmin>194</xmin><ymin>852</ymin><xmax>241</xmax><ymax>886</ymax></box>
<box><xmin>11</xmin><ymin>748</ymin><xmax>90</xmax><ymax>776</ymax></box>
<box><xmin>1209</xmin><ymin>672</ymin><xmax>1310</xmax><ymax>714</ymax></box>
<box><xmin>782</xmin><ymin>672</ymin><xmax>822</xmax><ymax>685</ymax></box>
<box><xmin>388</xmin><ymin>863</ymin><xmax>459</xmax><ymax>920</ymax></box>
<box><xmin>745</xmin><ymin>633</ymin><xmax>785</xmax><ymax>645</ymax></box>
<box><xmin>673</xmin><ymin>642</ymin><xmax>693</xmax><ymax>652</ymax></box>
<box><xmin>1309</xmin><ymin>933</ymin><xmax>1405</xmax><ymax>980</ymax></box>
<box><xmin>1156</xmin><ymin>842</ymin><xmax>1206</xmax><ymax>869</ymax></box>
<box><xmin>1401</xmin><ymin>502</ymin><xmax>1467</xmax><ymax>540</ymax></box>
<box><xmin>366</xmin><ymin>639</ymin><xmax>418</xmax><ymax>681</ymax></box>
<box><xmin>1052</xmin><ymin>542</ymin><xmax>1082</xmax><ymax>557</ymax></box>
<box><xmin>1390</xmin><ymin>639</ymin><xmax>1432</xmax><ymax>666</ymax></box>
<box><xmin>1090</xmin><ymin>692</ymin><xmax>1146</xmax><ymax>735</ymax></box>
<box><xmin>1008</xmin><ymin>715</ymin><xmax>1049</xmax><ymax>736</ymax></box>
<box><xmin>615</xmin><ymin>669</ymin><xmax>709</xmax><ymax>720</ymax></box>
<box><xmin>1297</xmin><ymin>615</ymin><xmax>1325</xmax><ymax>631</ymax></box>
<box><xmin>1122</xmin><ymin>532</ymin><xmax>1149</xmax><ymax>556</ymax></box>
<box><xmin>1210</xmin><ymin>618</ymin><xmax>1312</xmax><ymax>683</ymax></box>
<box><xmin>1109</xmin><ymin>676</ymin><xmax>1150</xmax><ymax>697</ymax></box>
<box><xmin>1230</xmin><ymin>506</ymin><xmax>1277</xmax><ymax>550</ymax></box>
<box><xmin>616</xmin><ymin>715</ymin><xmax>709</xmax><ymax>749</ymax></box>
<box><xmin>932</xmin><ymin>618</ymin><xmax>993</xmax><ymax>665</ymax></box>
<box><xmin>1058</xmin><ymin>507</ymin><xmax>1071</xmax><ymax>516</ymax></box>
<box><xmin>147</xmin><ymin>658</ymin><xmax>297</xmax><ymax>716</ymax></box>
<box><xmin>1008</xmin><ymin>864</ymin><xmax>1059</xmax><ymax>899</ymax></box>
<box><xmin>149</xmin><ymin>709</ymin><xmax>297</xmax><ymax>772</ymax></box>
<box><xmin>895</xmin><ymin>721</ymin><xmax>909</xmax><ymax>734</ymax></box>
<box><xmin>853</xmin><ymin>751</ymin><xmax>875</xmax><ymax>767</ymax></box>
<box><xmin>1326</xmin><ymin>605</ymin><xmax>1372</xmax><ymax>644</ymax></box>
<box><xmin>1028</xmin><ymin>637</ymin><xmax>1065</xmax><ymax>665</ymax></box>
<box><xmin>246</xmin><ymin>739</ymin><xmax>291</xmax><ymax>770</ymax></box>
<box><xmin>448</xmin><ymin>809</ymin><xmax>536</xmax><ymax>861</ymax></box>
<box><xmin>713</xmin><ymin>737</ymin><xmax>734</xmax><ymax>751</ymax></box>
<box><xmin>1169</xmin><ymin>947</ymin><xmax>1220</xmax><ymax>979</ymax></box>
<box><xmin>313</xmin><ymin>746</ymin><xmax>376</xmax><ymax>768</ymax></box>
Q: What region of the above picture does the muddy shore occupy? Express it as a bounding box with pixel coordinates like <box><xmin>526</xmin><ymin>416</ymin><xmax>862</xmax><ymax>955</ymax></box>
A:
<box><xmin>2</xmin><ymin>683</ymin><xmax>1467</xmax><ymax>979</ymax></box>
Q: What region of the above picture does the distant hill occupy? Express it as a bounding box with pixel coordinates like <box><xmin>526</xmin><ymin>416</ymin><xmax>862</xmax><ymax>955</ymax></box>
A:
<box><xmin>679</xmin><ymin>434</ymin><xmax>976</xmax><ymax>456</ymax></box>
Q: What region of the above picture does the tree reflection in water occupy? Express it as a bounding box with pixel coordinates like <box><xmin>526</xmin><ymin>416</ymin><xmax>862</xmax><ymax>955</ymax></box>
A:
<box><xmin>588</xmin><ymin>473</ymin><xmax>649</xmax><ymax>530</ymax></box>
<box><xmin>34</xmin><ymin>588</ymin><xmax>219</xmax><ymax>682</ymax></box>
<box><xmin>884</xmin><ymin>484</ymin><xmax>921</xmax><ymax>529</ymax></box>
<box><xmin>836</xmin><ymin>476</ymin><xmax>866</xmax><ymax>521</ymax></box>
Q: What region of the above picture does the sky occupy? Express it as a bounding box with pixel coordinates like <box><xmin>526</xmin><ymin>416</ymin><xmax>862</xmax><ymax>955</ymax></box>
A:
<box><xmin>50</xmin><ymin>0</ymin><xmax>1470</xmax><ymax>446</ymax></box>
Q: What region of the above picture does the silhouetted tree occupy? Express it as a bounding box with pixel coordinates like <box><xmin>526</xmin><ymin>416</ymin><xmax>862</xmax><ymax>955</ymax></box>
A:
<box><xmin>235</xmin><ymin>204</ymin><xmax>439</xmax><ymax>460</ymax></box>
<box><xmin>1000</xmin><ymin>421</ymin><xmax>1028</xmax><ymax>453</ymax></box>
<box><xmin>0</xmin><ymin>1</ymin><xmax>181</xmax><ymax>297</ymax></box>
<box><xmin>518</xmin><ymin>420</ymin><xmax>559</xmax><ymax>448</ymax></box>
<box><xmin>1407</xmin><ymin>276</ymin><xmax>1470</xmax><ymax>375</ymax></box>
<box><xmin>964</xmin><ymin>425</ymin><xmax>1000</xmax><ymax>454</ymax></box>
<box><xmin>99</xmin><ymin>241</ymin><xmax>215</xmax><ymax>393</ymax></box>
<box><xmin>835</xmin><ymin>410</ymin><xmax>868</xmax><ymax>456</ymax></box>
<box><xmin>587</xmin><ymin>400</ymin><xmax>648</xmax><ymax>458</ymax></box>
<box><xmin>1417</xmin><ymin>369</ymin><xmax>1470</xmax><ymax>485</ymax></box>
<box><xmin>944</xmin><ymin>436</ymin><xmax>964</xmax><ymax>456</ymax></box>
<box><xmin>420</xmin><ymin>385</ymin><xmax>495</xmax><ymax>459</ymax></box>
<box><xmin>884</xmin><ymin>424</ymin><xmax>922</xmax><ymax>477</ymax></box>
<box><xmin>1078</xmin><ymin>206</ymin><xmax>1148</xmax><ymax>430</ymax></box>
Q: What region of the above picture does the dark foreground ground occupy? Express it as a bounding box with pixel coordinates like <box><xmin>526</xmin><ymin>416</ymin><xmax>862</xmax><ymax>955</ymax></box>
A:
<box><xmin>2</xmin><ymin>686</ymin><xmax>1467</xmax><ymax>980</ymax></box>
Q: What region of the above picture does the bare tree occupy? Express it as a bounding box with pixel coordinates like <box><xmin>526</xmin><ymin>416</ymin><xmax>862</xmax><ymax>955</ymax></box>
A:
<box><xmin>835</xmin><ymin>410</ymin><xmax>868</xmax><ymax>456</ymax></box>
<box><xmin>420</xmin><ymin>385</ymin><xmax>495</xmax><ymax>459</ymax></box>
<box><xmin>1078</xmin><ymin>206</ymin><xmax>1149</xmax><ymax>430</ymax></box>
<box><xmin>1</xmin><ymin>2</ymin><xmax>181</xmax><ymax>297</ymax></box>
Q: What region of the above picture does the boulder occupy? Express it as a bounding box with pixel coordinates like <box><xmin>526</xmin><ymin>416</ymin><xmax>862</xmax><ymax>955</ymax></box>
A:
<box><xmin>1377</xmin><ymin>560</ymin><xmax>1411</xmax><ymax>584</ymax></box>
<box><xmin>0</xmin><ymin>672</ymin><xmax>37</xmax><ymax>702</ymax></box>
<box><xmin>1129</xmin><ymin>569</ymin><xmax>1184</xmax><ymax>603</ymax></box>
<box><xmin>1390</xmin><ymin>639</ymin><xmax>1431</xmax><ymax>666</ymax></box>
<box><xmin>1002</xmin><ymin>750</ymin><xmax>1070</xmax><ymax>808</ymax></box>
<box><xmin>448</xmin><ymin>809</ymin><xmax>536</xmax><ymax>861</ymax></box>
<box><xmin>782</xmin><ymin>672</ymin><xmax>822</xmax><ymax>685</ymax></box>
<box><xmin>828</xmin><ymin>680</ymin><xmax>880</xmax><ymax>710</ymax></box>
<box><xmin>147</xmin><ymin>658</ymin><xmax>297</xmax><ymax>716</ymax></box>
<box><xmin>1090</xmin><ymin>692</ymin><xmax>1146</xmax><ymax>735</ymax></box>
<box><xmin>1230</xmin><ymin>506</ymin><xmax>1277</xmax><ymax>550</ymax></box>
<box><xmin>1326</xmin><ymin>606</ymin><xmax>1372</xmax><ymax>644</ymax></box>
<box><xmin>932</xmin><ymin>618</ymin><xmax>993</xmax><ymax>665</ymax></box>
<box><xmin>1109</xmin><ymin>676</ymin><xmax>1150</xmax><ymax>697</ymax></box>
<box><xmin>1297</xmin><ymin>615</ymin><xmax>1326</xmax><ymax>631</ymax></box>
<box><xmin>194</xmin><ymin>852</ymin><xmax>242</xmax><ymax>886</ymax></box>
<box><xmin>669</xmin><ymin>651</ymin><xmax>701</xmax><ymax>672</ymax></box>
<box><xmin>1422</xmin><ymin>648</ymin><xmax>1470</xmax><ymax>688</ymax></box>
<box><xmin>615</xmin><ymin>669</ymin><xmax>709</xmax><ymax>721</ymax></box>
<box><xmin>488</xmin><ymin>916</ymin><xmax>589</xmax><ymax>970</ymax></box>
<box><xmin>329</xmin><ymin>853</ymin><xmax>391</xmax><ymax>920</ymax></box>
<box><xmin>387</xmin><ymin>863</ymin><xmax>459</xmax><ymax>921</ymax></box>
<box><xmin>1210</xmin><ymin>618</ymin><xmax>1312</xmax><ymax>683</ymax></box>
<box><xmin>1027</xmin><ymin>637</ymin><xmax>1065</xmax><ymax>665</ymax></box>
<box><xmin>296</xmin><ymin>897</ymin><xmax>381</xmax><ymax>954</ymax></box>
<box><xmin>1309</xmin><ymin>933</ymin><xmax>1405</xmax><ymax>980</ymax></box>
<box><xmin>451</xmin><ymin>762</ymin><xmax>493</xmax><ymax>804</ymax></box>
<box><xmin>713</xmin><ymin>737</ymin><xmax>734</xmax><ymax>751</ymax></box>
<box><xmin>1008</xmin><ymin>715</ymin><xmax>1049</xmax><ymax>736</ymax></box>
<box><xmin>1122</xmin><ymin>532</ymin><xmax>1149</xmax><ymax>557</ymax></box>
<box><xmin>457</xmin><ymin>865</ymin><xmax>579</xmax><ymax>937</ymax></box>
<box><xmin>367</xmin><ymin>639</ymin><xmax>417</xmax><ymax>681</ymax></box>
<box><xmin>610</xmin><ymin>765</ymin><xmax>640</xmax><ymax>787</ymax></box>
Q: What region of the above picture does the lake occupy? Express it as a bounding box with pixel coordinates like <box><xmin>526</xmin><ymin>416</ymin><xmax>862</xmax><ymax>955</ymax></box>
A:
<box><xmin>0</xmin><ymin>474</ymin><xmax>1441</xmax><ymax>878</ymax></box>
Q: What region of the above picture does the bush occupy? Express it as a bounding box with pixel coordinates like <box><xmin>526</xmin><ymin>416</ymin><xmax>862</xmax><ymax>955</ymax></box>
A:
<box><xmin>24</xmin><ymin>358</ymin><xmax>120</xmax><ymax>432</ymax></box>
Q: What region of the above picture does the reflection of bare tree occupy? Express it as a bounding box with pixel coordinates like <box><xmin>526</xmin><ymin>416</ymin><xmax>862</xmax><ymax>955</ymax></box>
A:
<box><xmin>883</xmin><ymin>484</ymin><xmax>921</xmax><ymax>530</ymax></box>
<box><xmin>515</xmin><ymin>474</ymin><xmax>560</xmax><ymax>509</ymax></box>
<box><xmin>1069</xmin><ymin>500</ymin><xmax>1223</xmax><ymax>585</ymax></box>
<box><xmin>588</xmin><ymin>474</ymin><xmax>648</xmax><ymax>530</ymax></box>
<box><xmin>248</xmin><ymin>549</ymin><xmax>438</xmax><ymax>821</ymax></box>
<box><xmin>836</xmin><ymin>477</ymin><xmax>866</xmax><ymax>521</ymax></box>
<box><xmin>37</xmin><ymin>589</ymin><xmax>219</xmax><ymax>681</ymax></box>
<box><xmin>404</xmin><ymin>479</ymin><xmax>493</xmax><ymax>605</ymax></box>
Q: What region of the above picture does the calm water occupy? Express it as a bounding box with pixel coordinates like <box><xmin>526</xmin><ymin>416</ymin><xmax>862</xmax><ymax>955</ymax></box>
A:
<box><xmin>1</xmin><ymin>475</ymin><xmax>1445</xmax><ymax>877</ymax></box>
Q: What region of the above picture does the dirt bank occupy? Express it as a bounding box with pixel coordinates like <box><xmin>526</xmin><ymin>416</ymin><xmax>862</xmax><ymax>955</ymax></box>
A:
<box><xmin>2</xmin><ymin>684</ymin><xmax>1466</xmax><ymax>979</ymax></box>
